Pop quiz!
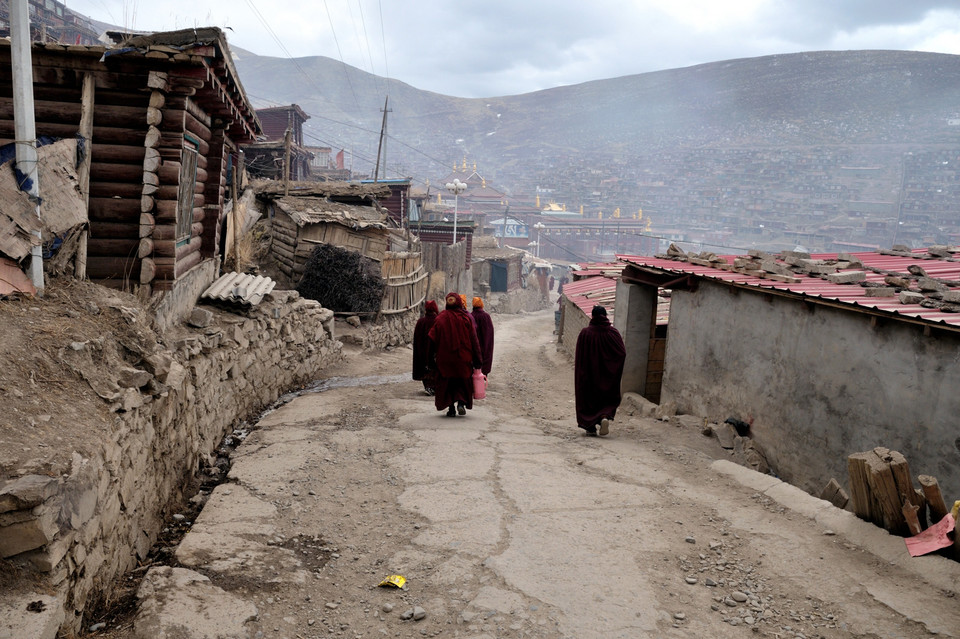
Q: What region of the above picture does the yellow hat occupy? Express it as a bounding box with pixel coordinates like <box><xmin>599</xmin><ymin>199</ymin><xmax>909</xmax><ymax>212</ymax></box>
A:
<box><xmin>472</xmin><ymin>297</ymin><xmax>483</xmax><ymax>309</ymax></box>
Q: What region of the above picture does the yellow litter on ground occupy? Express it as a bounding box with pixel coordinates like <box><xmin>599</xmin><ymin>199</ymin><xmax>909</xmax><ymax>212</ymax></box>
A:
<box><xmin>378</xmin><ymin>575</ymin><xmax>406</xmax><ymax>589</ymax></box>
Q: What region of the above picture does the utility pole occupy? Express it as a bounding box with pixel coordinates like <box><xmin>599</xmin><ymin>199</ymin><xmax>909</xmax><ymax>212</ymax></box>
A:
<box><xmin>11</xmin><ymin>0</ymin><xmax>44</xmax><ymax>292</ymax></box>
<box><xmin>283</xmin><ymin>127</ymin><xmax>291</xmax><ymax>196</ymax></box>
<box><xmin>374</xmin><ymin>96</ymin><xmax>390</xmax><ymax>181</ymax></box>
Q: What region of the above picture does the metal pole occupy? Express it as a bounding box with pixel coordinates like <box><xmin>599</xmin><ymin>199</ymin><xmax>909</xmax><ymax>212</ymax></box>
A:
<box><xmin>11</xmin><ymin>0</ymin><xmax>43</xmax><ymax>292</ymax></box>
<box><xmin>452</xmin><ymin>192</ymin><xmax>458</xmax><ymax>246</ymax></box>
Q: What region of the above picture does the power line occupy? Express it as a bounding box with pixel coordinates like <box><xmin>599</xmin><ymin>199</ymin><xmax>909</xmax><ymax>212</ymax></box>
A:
<box><xmin>377</xmin><ymin>0</ymin><xmax>389</xmax><ymax>82</ymax></box>
<box><xmin>321</xmin><ymin>0</ymin><xmax>363</xmax><ymax>114</ymax></box>
<box><xmin>353</xmin><ymin>0</ymin><xmax>382</xmax><ymax>96</ymax></box>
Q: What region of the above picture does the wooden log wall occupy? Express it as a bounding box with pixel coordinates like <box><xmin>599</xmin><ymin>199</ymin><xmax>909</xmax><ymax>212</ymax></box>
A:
<box><xmin>144</xmin><ymin>84</ymin><xmax>223</xmax><ymax>291</ymax></box>
<box><xmin>269</xmin><ymin>210</ymin><xmax>299</xmax><ymax>279</ymax></box>
<box><xmin>0</xmin><ymin>61</ymin><xmax>163</xmax><ymax>289</ymax></box>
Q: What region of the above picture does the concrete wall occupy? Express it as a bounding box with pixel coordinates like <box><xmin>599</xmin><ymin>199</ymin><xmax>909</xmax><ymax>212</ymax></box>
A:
<box><xmin>614</xmin><ymin>279</ymin><xmax>657</xmax><ymax>396</ymax></box>
<box><xmin>558</xmin><ymin>297</ymin><xmax>589</xmax><ymax>358</ymax></box>
<box><xmin>661</xmin><ymin>279</ymin><xmax>960</xmax><ymax>499</ymax></box>
<box><xmin>152</xmin><ymin>259</ymin><xmax>219</xmax><ymax>332</ymax></box>
<box><xmin>0</xmin><ymin>292</ymin><xmax>343</xmax><ymax>636</ymax></box>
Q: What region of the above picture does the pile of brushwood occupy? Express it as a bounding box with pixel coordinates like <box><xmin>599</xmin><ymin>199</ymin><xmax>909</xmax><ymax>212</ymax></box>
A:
<box><xmin>296</xmin><ymin>244</ymin><xmax>384</xmax><ymax>314</ymax></box>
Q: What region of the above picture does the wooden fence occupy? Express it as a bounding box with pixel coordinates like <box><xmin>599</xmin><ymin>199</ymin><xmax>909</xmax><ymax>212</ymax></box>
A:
<box><xmin>381</xmin><ymin>251</ymin><xmax>427</xmax><ymax>315</ymax></box>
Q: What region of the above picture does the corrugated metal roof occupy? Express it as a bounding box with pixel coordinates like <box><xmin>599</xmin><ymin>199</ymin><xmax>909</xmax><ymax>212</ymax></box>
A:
<box><xmin>619</xmin><ymin>248</ymin><xmax>960</xmax><ymax>329</ymax></box>
<box><xmin>562</xmin><ymin>275</ymin><xmax>618</xmax><ymax>320</ymax></box>
<box><xmin>202</xmin><ymin>272</ymin><xmax>276</xmax><ymax>307</ymax></box>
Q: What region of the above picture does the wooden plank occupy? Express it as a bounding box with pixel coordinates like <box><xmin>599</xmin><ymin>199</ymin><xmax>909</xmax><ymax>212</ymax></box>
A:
<box><xmin>902</xmin><ymin>502</ymin><xmax>922</xmax><ymax>536</ymax></box>
<box><xmin>918</xmin><ymin>475</ymin><xmax>949</xmax><ymax>523</ymax></box>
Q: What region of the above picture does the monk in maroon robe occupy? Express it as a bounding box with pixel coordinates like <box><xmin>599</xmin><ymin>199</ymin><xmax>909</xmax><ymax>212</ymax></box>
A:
<box><xmin>575</xmin><ymin>305</ymin><xmax>626</xmax><ymax>436</ymax></box>
<box><xmin>428</xmin><ymin>292</ymin><xmax>483</xmax><ymax>416</ymax></box>
<box><xmin>412</xmin><ymin>300</ymin><xmax>439</xmax><ymax>394</ymax></box>
<box><xmin>471</xmin><ymin>297</ymin><xmax>495</xmax><ymax>376</ymax></box>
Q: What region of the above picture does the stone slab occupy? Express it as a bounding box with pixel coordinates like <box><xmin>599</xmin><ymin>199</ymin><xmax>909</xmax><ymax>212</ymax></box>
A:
<box><xmin>0</xmin><ymin>592</ymin><xmax>64</xmax><ymax>639</ymax></box>
<box><xmin>134</xmin><ymin>566</ymin><xmax>259</xmax><ymax>639</ymax></box>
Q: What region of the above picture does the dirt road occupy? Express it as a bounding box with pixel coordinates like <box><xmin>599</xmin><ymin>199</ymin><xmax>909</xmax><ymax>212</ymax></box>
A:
<box><xmin>134</xmin><ymin>308</ymin><xmax>959</xmax><ymax>638</ymax></box>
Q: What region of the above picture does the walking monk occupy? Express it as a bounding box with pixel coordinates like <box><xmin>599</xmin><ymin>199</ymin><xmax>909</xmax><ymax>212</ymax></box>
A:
<box><xmin>428</xmin><ymin>292</ymin><xmax>483</xmax><ymax>417</ymax></box>
<box><xmin>574</xmin><ymin>305</ymin><xmax>626</xmax><ymax>436</ymax></box>
<box><xmin>471</xmin><ymin>297</ymin><xmax>494</xmax><ymax>377</ymax></box>
<box><xmin>412</xmin><ymin>300</ymin><xmax>439</xmax><ymax>395</ymax></box>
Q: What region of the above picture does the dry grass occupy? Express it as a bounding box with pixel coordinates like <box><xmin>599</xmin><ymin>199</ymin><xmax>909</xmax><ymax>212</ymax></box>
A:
<box><xmin>224</xmin><ymin>225</ymin><xmax>269</xmax><ymax>274</ymax></box>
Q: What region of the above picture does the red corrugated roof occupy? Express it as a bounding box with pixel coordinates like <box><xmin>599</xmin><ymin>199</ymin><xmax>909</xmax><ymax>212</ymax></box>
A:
<box><xmin>563</xmin><ymin>275</ymin><xmax>618</xmax><ymax>319</ymax></box>
<box><xmin>618</xmin><ymin>249</ymin><xmax>960</xmax><ymax>329</ymax></box>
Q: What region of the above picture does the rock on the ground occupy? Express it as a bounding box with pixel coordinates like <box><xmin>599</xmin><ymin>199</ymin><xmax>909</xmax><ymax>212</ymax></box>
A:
<box><xmin>134</xmin><ymin>566</ymin><xmax>259</xmax><ymax>639</ymax></box>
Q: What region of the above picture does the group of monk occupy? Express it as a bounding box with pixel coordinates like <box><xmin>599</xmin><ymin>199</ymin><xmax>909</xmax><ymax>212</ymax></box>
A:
<box><xmin>412</xmin><ymin>294</ymin><xmax>625</xmax><ymax>437</ymax></box>
<box><xmin>412</xmin><ymin>292</ymin><xmax>495</xmax><ymax>417</ymax></box>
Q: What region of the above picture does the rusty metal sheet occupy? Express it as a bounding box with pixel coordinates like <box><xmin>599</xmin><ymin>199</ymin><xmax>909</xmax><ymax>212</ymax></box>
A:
<box><xmin>0</xmin><ymin>256</ymin><xmax>36</xmax><ymax>297</ymax></box>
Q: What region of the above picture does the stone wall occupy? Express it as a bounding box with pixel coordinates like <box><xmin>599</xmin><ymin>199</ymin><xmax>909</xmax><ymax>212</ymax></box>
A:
<box><xmin>0</xmin><ymin>291</ymin><xmax>342</xmax><ymax>637</ymax></box>
<box><xmin>339</xmin><ymin>307</ymin><xmax>421</xmax><ymax>350</ymax></box>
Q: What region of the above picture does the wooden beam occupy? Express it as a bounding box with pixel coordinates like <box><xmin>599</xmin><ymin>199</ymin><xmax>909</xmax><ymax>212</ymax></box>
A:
<box><xmin>918</xmin><ymin>475</ymin><xmax>949</xmax><ymax>523</ymax></box>
<box><xmin>75</xmin><ymin>72</ymin><xmax>94</xmax><ymax>280</ymax></box>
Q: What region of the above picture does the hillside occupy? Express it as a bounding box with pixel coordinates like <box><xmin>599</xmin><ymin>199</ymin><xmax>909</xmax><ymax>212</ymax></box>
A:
<box><xmin>232</xmin><ymin>49</ymin><xmax>960</xmax><ymax>178</ymax></box>
<box><xmin>233</xmin><ymin>48</ymin><xmax>960</xmax><ymax>252</ymax></box>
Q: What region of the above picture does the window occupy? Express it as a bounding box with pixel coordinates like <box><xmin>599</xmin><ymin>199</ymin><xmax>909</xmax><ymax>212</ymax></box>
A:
<box><xmin>176</xmin><ymin>138</ymin><xmax>199</xmax><ymax>244</ymax></box>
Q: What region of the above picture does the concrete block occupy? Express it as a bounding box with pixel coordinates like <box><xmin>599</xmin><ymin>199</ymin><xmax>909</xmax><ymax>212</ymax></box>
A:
<box><xmin>899</xmin><ymin>291</ymin><xmax>925</xmax><ymax>304</ymax></box>
<box><xmin>826</xmin><ymin>270</ymin><xmax>866</xmax><ymax>284</ymax></box>
<box><xmin>942</xmin><ymin>290</ymin><xmax>960</xmax><ymax>304</ymax></box>
<box><xmin>863</xmin><ymin>287</ymin><xmax>896</xmax><ymax>297</ymax></box>
<box><xmin>919</xmin><ymin>277</ymin><xmax>947</xmax><ymax>292</ymax></box>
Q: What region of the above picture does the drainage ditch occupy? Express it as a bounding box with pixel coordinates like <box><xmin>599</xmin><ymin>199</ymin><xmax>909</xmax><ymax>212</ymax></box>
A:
<box><xmin>80</xmin><ymin>373</ymin><xmax>409</xmax><ymax>637</ymax></box>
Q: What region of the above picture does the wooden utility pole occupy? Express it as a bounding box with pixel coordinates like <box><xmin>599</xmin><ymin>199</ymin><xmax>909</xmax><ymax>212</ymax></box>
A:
<box><xmin>10</xmin><ymin>0</ymin><xmax>44</xmax><ymax>292</ymax></box>
<box><xmin>75</xmin><ymin>73</ymin><xmax>95</xmax><ymax>279</ymax></box>
<box><xmin>374</xmin><ymin>96</ymin><xmax>390</xmax><ymax>181</ymax></box>
<box><xmin>283</xmin><ymin>128</ymin><xmax>291</xmax><ymax>196</ymax></box>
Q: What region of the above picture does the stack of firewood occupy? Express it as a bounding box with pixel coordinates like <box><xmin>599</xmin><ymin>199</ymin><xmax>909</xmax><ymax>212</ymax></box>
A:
<box><xmin>847</xmin><ymin>447</ymin><xmax>957</xmax><ymax>557</ymax></box>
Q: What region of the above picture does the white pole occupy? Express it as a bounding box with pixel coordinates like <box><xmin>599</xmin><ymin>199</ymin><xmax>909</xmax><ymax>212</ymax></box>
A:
<box><xmin>10</xmin><ymin>0</ymin><xmax>44</xmax><ymax>292</ymax></box>
<box><xmin>452</xmin><ymin>192</ymin><xmax>458</xmax><ymax>246</ymax></box>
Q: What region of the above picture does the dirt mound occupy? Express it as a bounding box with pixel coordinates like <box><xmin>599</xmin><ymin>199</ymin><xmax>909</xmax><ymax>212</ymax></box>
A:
<box><xmin>0</xmin><ymin>278</ymin><xmax>161</xmax><ymax>481</ymax></box>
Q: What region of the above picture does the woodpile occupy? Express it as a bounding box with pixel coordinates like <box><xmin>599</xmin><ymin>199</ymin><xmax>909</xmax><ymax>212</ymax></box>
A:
<box><xmin>295</xmin><ymin>244</ymin><xmax>384</xmax><ymax>314</ymax></box>
<box><xmin>848</xmin><ymin>447</ymin><xmax>954</xmax><ymax>550</ymax></box>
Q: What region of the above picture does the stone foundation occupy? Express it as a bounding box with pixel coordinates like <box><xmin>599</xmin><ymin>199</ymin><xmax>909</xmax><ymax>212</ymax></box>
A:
<box><xmin>0</xmin><ymin>291</ymin><xmax>343</xmax><ymax>637</ymax></box>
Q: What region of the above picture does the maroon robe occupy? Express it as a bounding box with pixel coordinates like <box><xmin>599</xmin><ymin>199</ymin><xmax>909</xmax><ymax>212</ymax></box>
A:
<box><xmin>412</xmin><ymin>304</ymin><xmax>438</xmax><ymax>384</ymax></box>
<box><xmin>428</xmin><ymin>305</ymin><xmax>482</xmax><ymax>411</ymax></box>
<box><xmin>574</xmin><ymin>315</ymin><xmax>626</xmax><ymax>430</ymax></box>
<box><xmin>472</xmin><ymin>307</ymin><xmax>495</xmax><ymax>376</ymax></box>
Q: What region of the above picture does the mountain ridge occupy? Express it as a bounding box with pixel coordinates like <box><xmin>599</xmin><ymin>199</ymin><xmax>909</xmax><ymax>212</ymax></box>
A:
<box><xmin>231</xmin><ymin>48</ymin><xmax>960</xmax><ymax>187</ymax></box>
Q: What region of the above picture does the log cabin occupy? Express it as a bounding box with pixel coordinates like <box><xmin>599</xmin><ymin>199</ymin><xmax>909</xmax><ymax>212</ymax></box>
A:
<box><xmin>0</xmin><ymin>27</ymin><xmax>259</xmax><ymax>297</ymax></box>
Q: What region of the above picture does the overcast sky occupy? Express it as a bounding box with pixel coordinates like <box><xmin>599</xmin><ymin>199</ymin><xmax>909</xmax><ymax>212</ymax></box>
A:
<box><xmin>67</xmin><ymin>0</ymin><xmax>960</xmax><ymax>98</ymax></box>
